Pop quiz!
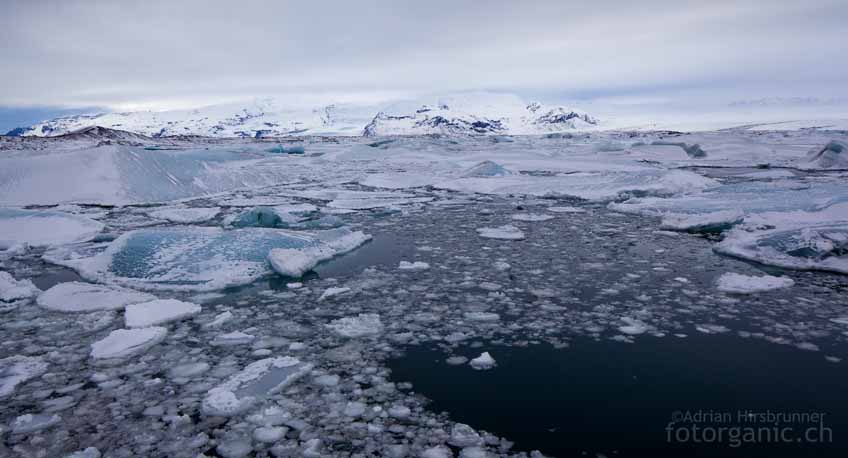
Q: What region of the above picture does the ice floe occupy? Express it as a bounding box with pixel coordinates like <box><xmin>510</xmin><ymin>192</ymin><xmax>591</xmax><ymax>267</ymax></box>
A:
<box><xmin>716</xmin><ymin>272</ymin><xmax>795</xmax><ymax>294</ymax></box>
<box><xmin>37</xmin><ymin>282</ymin><xmax>156</xmax><ymax>312</ymax></box>
<box><xmin>124</xmin><ymin>299</ymin><xmax>202</xmax><ymax>327</ymax></box>
<box><xmin>90</xmin><ymin>327</ymin><xmax>168</xmax><ymax>359</ymax></box>
<box><xmin>476</xmin><ymin>225</ymin><xmax>525</xmax><ymax>240</ymax></box>
<box><xmin>398</xmin><ymin>261</ymin><xmax>430</xmax><ymax>271</ymax></box>
<box><xmin>268</xmin><ymin>229</ymin><xmax>371</xmax><ymax>277</ymax></box>
<box><xmin>0</xmin><ymin>208</ymin><xmax>104</xmax><ymax>247</ymax></box>
<box><xmin>327</xmin><ymin>313</ymin><xmax>383</xmax><ymax>338</ymax></box>
<box><xmin>202</xmin><ymin>356</ymin><xmax>312</xmax><ymax>416</ymax></box>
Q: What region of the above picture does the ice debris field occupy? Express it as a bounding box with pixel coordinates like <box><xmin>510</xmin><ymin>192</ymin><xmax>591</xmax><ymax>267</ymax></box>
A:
<box><xmin>1</xmin><ymin>129</ymin><xmax>847</xmax><ymax>457</ymax></box>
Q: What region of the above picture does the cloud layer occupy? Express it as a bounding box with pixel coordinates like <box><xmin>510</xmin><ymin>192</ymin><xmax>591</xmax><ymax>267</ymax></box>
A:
<box><xmin>2</xmin><ymin>0</ymin><xmax>846</xmax><ymax>109</ymax></box>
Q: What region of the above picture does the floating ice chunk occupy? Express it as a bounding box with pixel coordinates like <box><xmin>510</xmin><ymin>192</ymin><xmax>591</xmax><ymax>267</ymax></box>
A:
<box><xmin>476</xmin><ymin>225</ymin><xmax>525</xmax><ymax>240</ymax></box>
<box><xmin>37</xmin><ymin>282</ymin><xmax>156</xmax><ymax>313</ymax></box>
<box><xmin>447</xmin><ymin>356</ymin><xmax>469</xmax><ymax>365</ymax></box>
<box><xmin>464</xmin><ymin>312</ymin><xmax>500</xmax><ymax>322</ymax></box>
<box><xmin>450</xmin><ymin>423</ymin><xmax>483</xmax><ymax>447</ymax></box>
<box><xmin>50</xmin><ymin>227</ymin><xmax>361</xmax><ymax>291</ymax></box>
<box><xmin>388</xmin><ymin>405</ymin><xmax>411</xmax><ymax>419</ymax></box>
<box><xmin>0</xmin><ymin>272</ymin><xmax>40</xmax><ymax>311</ymax></box>
<box><xmin>0</xmin><ymin>355</ymin><xmax>48</xmax><ymax>398</ymax></box>
<box><xmin>806</xmin><ymin>140</ymin><xmax>847</xmax><ymax>169</ymax></box>
<box><xmin>204</xmin><ymin>311</ymin><xmax>233</xmax><ymax>328</ymax></box>
<box><xmin>168</xmin><ymin>362</ymin><xmax>210</xmax><ymax>379</ymax></box>
<box><xmin>0</xmin><ymin>209</ymin><xmax>104</xmax><ymax>247</ymax></box>
<box><xmin>125</xmin><ymin>299</ymin><xmax>202</xmax><ymax>328</ymax></box>
<box><xmin>462</xmin><ymin>161</ymin><xmax>512</xmax><ymax>177</ymax></box>
<box><xmin>217</xmin><ymin>437</ymin><xmax>253</xmax><ymax>458</ymax></box>
<box><xmin>202</xmin><ymin>356</ymin><xmax>312</xmax><ymax>416</ymax></box>
<box><xmin>716</xmin><ymin>273</ymin><xmax>794</xmax><ymax>294</ymax></box>
<box><xmin>459</xmin><ymin>447</ymin><xmax>489</xmax><ymax>458</ymax></box>
<box><xmin>547</xmin><ymin>206</ymin><xmax>586</xmax><ymax>213</ymax></box>
<box><xmin>660</xmin><ymin>210</ymin><xmax>744</xmax><ymax>234</ymax></box>
<box><xmin>212</xmin><ymin>331</ymin><xmax>255</xmax><ymax>346</ymax></box>
<box><xmin>254</xmin><ymin>426</ymin><xmax>288</xmax><ymax>443</ymax></box>
<box><xmin>618</xmin><ymin>317</ymin><xmax>649</xmax><ymax>335</ymax></box>
<box><xmin>148</xmin><ymin>207</ymin><xmax>220</xmax><ymax>223</ymax></box>
<box><xmin>716</xmin><ymin>224</ymin><xmax>848</xmax><ymax>274</ymax></box>
<box><xmin>695</xmin><ymin>324</ymin><xmax>730</xmax><ymax>334</ymax></box>
<box><xmin>344</xmin><ymin>401</ymin><xmax>367</xmax><ymax>417</ymax></box>
<box><xmin>90</xmin><ymin>327</ymin><xmax>168</xmax><ymax>359</ymax></box>
<box><xmin>511</xmin><ymin>213</ymin><xmax>555</xmax><ymax>222</ymax></box>
<box><xmin>10</xmin><ymin>413</ymin><xmax>61</xmax><ymax>434</ymax></box>
<box><xmin>65</xmin><ymin>447</ymin><xmax>101</xmax><ymax>458</ymax></box>
<box><xmin>269</xmin><ymin>229</ymin><xmax>371</xmax><ymax>277</ymax></box>
<box><xmin>319</xmin><ymin>286</ymin><xmax>351</xmax><ymax>301</ymax></box>
<box><xmin>493</xmin><ymin>261</ymin><xmax>511</xmax><ymax>271</ymax></box>
<box><xmin>327</xmin><ymin>313</ymin><xmax>383</xmax><ymax>338</ymax></box>
<box><xmin>398</xmin><ymin>261</ymin><xmax>430</xmax><ymax>271</ymax></box>
<box><xmin>421</xmin><ymin>446</ymin><xmax>453</xmax><ymax>458</ymax></box>
<box><xmin>469</xmin><ymin>352</ymin><xmax>496</xmax><ymax>370</ymax></box>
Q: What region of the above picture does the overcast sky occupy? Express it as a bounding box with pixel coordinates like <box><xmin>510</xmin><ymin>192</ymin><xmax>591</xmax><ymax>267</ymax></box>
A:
<box><xmin>1</xmin><ymin>0</ymin><xmax>846</xmax><ymax>114</ymax></box>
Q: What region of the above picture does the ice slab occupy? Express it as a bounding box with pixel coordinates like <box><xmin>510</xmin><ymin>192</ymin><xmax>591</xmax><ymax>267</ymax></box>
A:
<box><xmin>37</xmin><ymin>282</ymin><xmax>156</xmax><ymax>312</ymax></box>
<box><xmin>148</xmin><ymin>207</ymin><xmax>220</xmax><ymax>223</ymax></box>
<box><xmin>0</xmin><ymin>355</ymin><xmax>48</xmax><ymax>398</ymax></box>
<box><xmin>327</xmin><ymin>313</ymin><xmax>383</xmax><ymax>338</ymax></box>
<box><xmin>716</xmin><ymin>273</ymin><xmax>795</xmax><ymax>294</ymax></box>
<box><xmin>125</xmin><ymin>299</ymin><xmax>202</xmax><ymax>327</ymax></box>
<box><xmin>0</xmin><ymin>272</ymin><xmax>40</xmax><ymax>311</ymax></box>
<box><xmin>477</xmin><ymin>225</ymin><xmax>525</xmax><ymax>240</ymax></box>
<box><xmin>0</xmin><ymin>209</ymin><xmax>104</xmax><ymax>247</ymax></box>
<box><xmin>202</xmin><ymin>357</ymin><xmax>312</xmax><ymax>416</ymax></box>
<box><xmin>90</xmin><ymin>327</ymin><xmax>168</xmax><ymax>359</ymax></box>
<box><xmin>268</xmin><ymin>229</ymin><xmax>371</xmax><ymax>277</ymax></box>
<box><xmin>47</xmin><ymin>227</ymin><xmax>368</xmax><ymax>291</ymax></box>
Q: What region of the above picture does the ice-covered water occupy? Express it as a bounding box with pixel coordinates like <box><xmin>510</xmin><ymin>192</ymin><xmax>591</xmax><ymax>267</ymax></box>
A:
<box><xmin>1</xmin><ymin>130</ymin><xmax>847</xmax><ymax>457</ymax></box>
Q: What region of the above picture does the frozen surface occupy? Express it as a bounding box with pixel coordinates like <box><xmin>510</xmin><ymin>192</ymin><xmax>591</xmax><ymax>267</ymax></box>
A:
<box><xmin>716</xmin><ymin>273</ymin><xmax>795</xmax><ymax>294</ymax></box>
<box><xmin>0</xmin><ymin>209</ymin><xmax>104</xmax><ymax>247</ymax></box>
<box><xmin>90</xmin><ymin>327</ymin><xmax>168</xmax><ymax>359</ymax></box>
<box><xmin>124</xmin><ymin>299</ymin><xmax>202</xmax><ymax>328</ymax></box>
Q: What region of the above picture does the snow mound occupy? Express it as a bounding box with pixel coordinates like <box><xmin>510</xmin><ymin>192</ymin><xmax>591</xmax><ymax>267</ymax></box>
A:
<box><xmin>148</xmin><ymin>207</ymin><xmax>220</xmax><ymax>223</ymax></box>
<box><xmin>806</xmin><ymin>140</ymin><xmax>847</xmax><ymax>169</ymax></box>
<box><xmin>327</xmin><ymin>313</ymin><xmax>383</xmax><ymax>338</ymax></box>
<box><xmin>125</xmin><ymin>299</ymin><xmax>202</xmax><ymax>327</ymax></box>
<box><xmin>716</xmin><ymin>273</ymin><xmax>795</xmax><ymax>294</ymax></box>
<box><xmin>476</xmin><ymin>225</ymin><xmax>525</xmax><ymax>240</ymax></box>
<box><xmin>37</xmin><ymin>282</ymin><xmax>156</xmax><ymax>312</ymax></box>
<box><xmin>0</xmin><ymin>355</ymin><xmax>48</xmax><ymax>398</ymax></box>
<box><xmin>268</xmin><ymin>229</ymin><xmax>371</xmax><ymax>278</ymax></box>
<box><xmin>202</xmin><ymin>357</ymin><xmax>312</xmax><ymax>416</ymax></box>
<box><xmin>90</xmin><ymin>327</ymin><xmax>168</xmax><ymax>359</ymax></box>
<box><xmin>0</xmin><ymin>209</ymin><xmax>104</xmax><ymax>247</ymax></box>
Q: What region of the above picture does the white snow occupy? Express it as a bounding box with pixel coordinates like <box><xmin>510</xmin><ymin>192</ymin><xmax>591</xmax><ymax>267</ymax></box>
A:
<box><xmin>469</xmin><ymin>352</ymin><xmax>496</xmax><ymax>370</ymax></box>
<box><xmin>476</xmin><ymin>225</ymin><xmax>525</xmax><ymax>240</ymax></box>
<box><xmin>327</xmin><ymin>313</ymin><xmax>383</xmax><ymax>338</ymax></box>
<box><xmin>37</xmin><ymin>282</ymin><xmax>156</xmax><ymax>313</ymax></box>
<box><xmin>716</xmin><ymin>273</ymin><xmax>795</xmax><ymax>294</ymax></box>
<box><xmin>90</xmin><ymin>327</ymin><xmax>168</xmax><ymax>359</ymax></box>
<box><xmin>124</xmin><ymin>299</ymin><xmax>202</xmax><ymax>328</ymax></box>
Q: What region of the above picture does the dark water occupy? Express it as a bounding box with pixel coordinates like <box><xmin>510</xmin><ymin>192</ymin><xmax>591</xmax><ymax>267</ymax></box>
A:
<box><xmin>389</xmin><ymin>335</ymin><xmax>848</xmax><ymax>457</ymax></box>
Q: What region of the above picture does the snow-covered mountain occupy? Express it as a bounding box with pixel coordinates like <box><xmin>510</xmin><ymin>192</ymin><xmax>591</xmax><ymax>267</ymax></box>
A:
<box><xmin>364</xmin><ymin>93</ymin><xmax>599</xmax><ymax>136</ymax></box>
<box><xmin>11</xmin><ymin>93</ymin><xmax>600</xmax><ymax>138</ymax></box>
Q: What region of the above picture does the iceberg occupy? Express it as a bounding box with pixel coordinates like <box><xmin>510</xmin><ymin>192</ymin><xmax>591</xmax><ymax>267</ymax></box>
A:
<box><xmin>0</xmin><ymin>208</ymin><xmax>104</xmax><ymax>247</ymax></box>
<box><xmin>202</xmin><ymin>357</ymin><xmax>312</xmax><ymax>416</ymax></box>
<box><xmin>46</xmin><ymin>226</ymin><xmax>368</xmax><ymax>291</ymax></box>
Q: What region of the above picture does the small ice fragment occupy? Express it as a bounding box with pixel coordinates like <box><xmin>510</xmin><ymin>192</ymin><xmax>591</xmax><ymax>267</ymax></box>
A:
<box><xmin>449</xmin><ymin>423</ymin><xmax>483</xmax><ymax>447</ymax></box>
<box><xmin>398</xmin><ymin>261</ymin><xmax>430</xmax><ymax>271</ymax></box>
<box><xmin>463</xmin><ymin>312</ymin><xmax>500</xmax><ymax>322</ymax></box>
<box><xmin>446</xmin><ymin>356</ymin><xmax>469</xmax><ymax>365</ymax></box>
<box><xmin>716</xmin><ymin>273</ymin><xmax>794</xmax><ymax>294</ymax></box>
<box><xmin>319</xmin><ymin>286</ymin><xmax>350</xmax><ymax>301</ymax></box>
<box><xmin>204</xmin><ymin>311</ymin><xmax>233</xmax><ymax>328</ymax></box>
<box><xmin>124</xmin><ymin>299</ymin><xmax>201</xmax><ymax>328</ymax></box>
<box><xmin>421</xmin><ymin>445</ymin><xmax>453</xmax><ymax>458</ymax></box>
<box><xmin>90</xmin><ymin>327</ymin><xmax>168</xmax><ymax>359</ymax></box>
<box><xmin>10</xmin><ymin>413</ymin><xmax>61</xmax><ymax>434</ymax></box>
<box><xmin>476</xmin><ymin>225</ymin><xmax>525</xmax><ymax>240</ymax></box>
<box><xmin>254</xmin><ymin>426</ymin><xmax>287</xmax><ymax>443</ymax></box>
<box><xmin>469</xmin><ymin>352</ymin><xmax>496</xmax><ymax>370</ymax></box>
<box><xmin>618</xmin><ymin>317</ymin><xmax>648</xmax><ymax>335</ymax></box>
<box><xmin>212</xmin><ymin>331</ymin><xmax>255</xmax><ymax>346</ymax></box>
